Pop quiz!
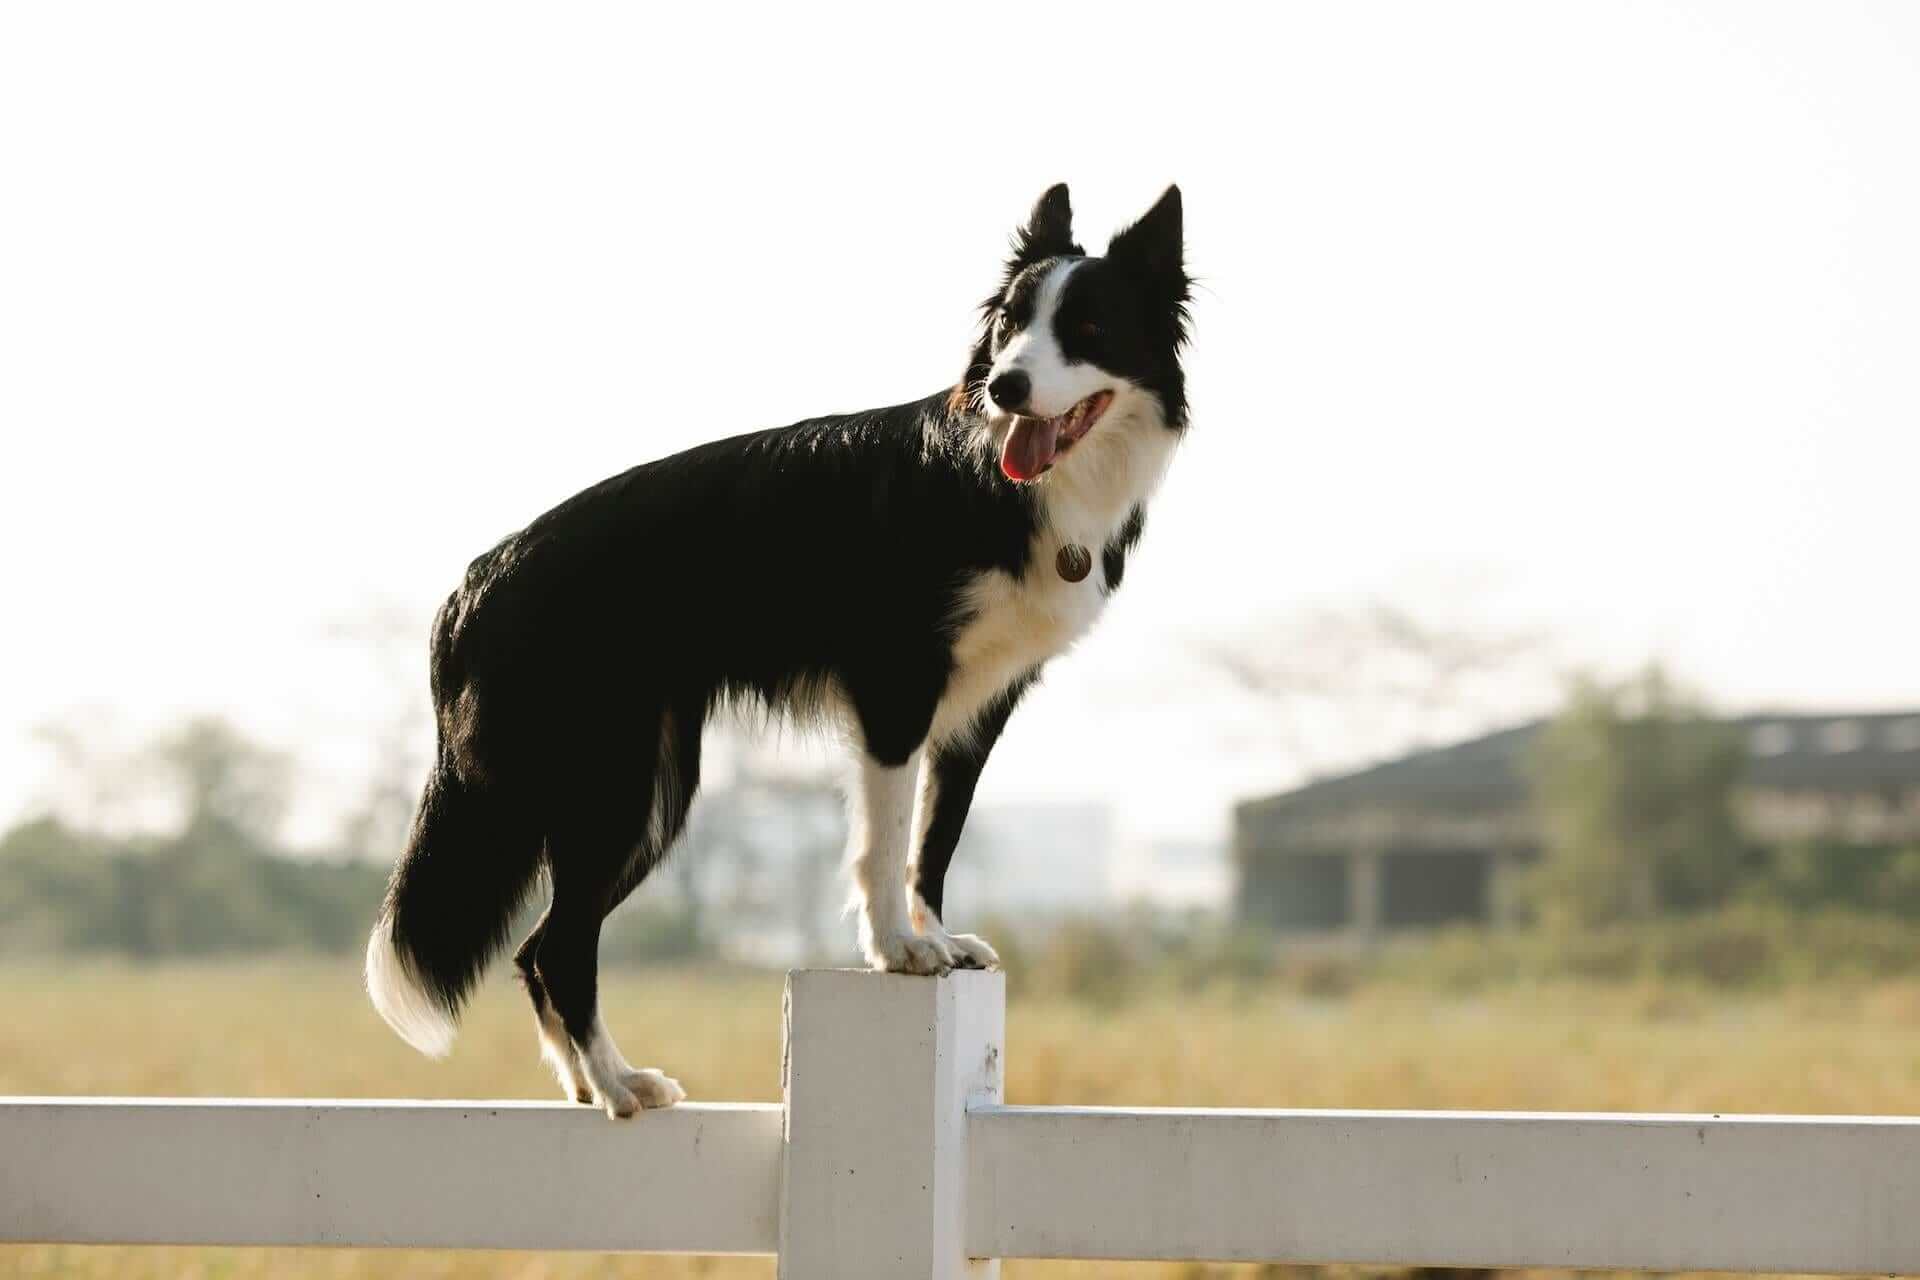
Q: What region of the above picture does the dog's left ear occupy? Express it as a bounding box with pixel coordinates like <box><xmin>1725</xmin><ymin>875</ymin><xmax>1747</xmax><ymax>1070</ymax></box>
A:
<box><xmin>1012</xmin><ymin>183</ymin><xmax>1082</xmax><ymax>264</ymax></box>
<box><xmin>1106</xmin><ymin>184</ymin><xmax>1184</xmax><ymax>292</ymax></box>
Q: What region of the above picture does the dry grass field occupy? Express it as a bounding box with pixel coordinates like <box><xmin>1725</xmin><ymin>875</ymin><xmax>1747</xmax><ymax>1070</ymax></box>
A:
<box><xmin>5</xmin><ymin>959</ymin><xmax>1918</xmax><ymax>1278</ymax></box>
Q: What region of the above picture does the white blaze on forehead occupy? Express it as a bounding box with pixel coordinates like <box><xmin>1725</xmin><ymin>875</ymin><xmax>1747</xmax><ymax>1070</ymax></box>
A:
<box><xmin>990</xmin><ymin>259</ymin><xmax>1111</xmax><ymax>419</ymax></box>
<box><xmin>1031</xmin><ymin>257</ymin><xmax>1079</xmax><ymax>334</ymax></box>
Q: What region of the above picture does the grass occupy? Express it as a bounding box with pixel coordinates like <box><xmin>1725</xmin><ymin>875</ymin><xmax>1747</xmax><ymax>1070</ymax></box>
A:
<box><xmin>6</xmin><ymin>958</ymin><xmax>1919</xmax><ymax>1278</ymax></box>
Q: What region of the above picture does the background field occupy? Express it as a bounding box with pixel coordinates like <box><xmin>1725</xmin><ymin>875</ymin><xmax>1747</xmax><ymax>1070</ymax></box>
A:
<box><xmin>6</xmin><ymin>960</ymin><xmax>1917</xmax><ymax>1279</ymax></box>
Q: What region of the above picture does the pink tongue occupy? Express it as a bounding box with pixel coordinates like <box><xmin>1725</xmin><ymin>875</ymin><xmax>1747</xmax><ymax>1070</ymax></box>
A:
<box><xmin>1000</xmin><ymin>416</ymin><xmax>1060</xmax><ymax>482</ymax></box>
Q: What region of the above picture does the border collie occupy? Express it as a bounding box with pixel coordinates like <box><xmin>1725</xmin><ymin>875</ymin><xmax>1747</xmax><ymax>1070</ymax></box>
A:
<box><xmin>366</xmin><ymin>183</ymin><xmax>1191</xmax><ymax>1117</ymax></box>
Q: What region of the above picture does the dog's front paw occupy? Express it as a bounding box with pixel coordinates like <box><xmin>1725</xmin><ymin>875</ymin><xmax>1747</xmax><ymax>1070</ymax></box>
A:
<box><xmin>621</xmin><ymin>1067</ymin><xmax>685</xmax><ymax>1110</ymax></box>
<box><xmin>942</xmin><ymin>930</ymin><xmax>1000</xmax><ymax>970</ymax></box>
<box><xmin>596</xmin><ymin>1077</ymin><xmax>641</xmax><ymax>1120</ymax></box>
<box><xmin>864</xmin><ymin>928</ymin><xmax>958</xmax><ymax>975</ymax></box>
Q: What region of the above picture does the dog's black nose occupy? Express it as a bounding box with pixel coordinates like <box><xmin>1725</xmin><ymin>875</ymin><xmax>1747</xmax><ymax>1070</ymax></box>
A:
<box><xmin>987</xmin><ymin>370</ymin><xmax>1031</xmax><ymax>412</ymax></box>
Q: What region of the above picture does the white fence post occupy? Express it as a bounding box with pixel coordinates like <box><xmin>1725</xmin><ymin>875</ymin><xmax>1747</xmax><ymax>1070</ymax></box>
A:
<box><xmin>778</xmin><ymin>968</ymin><xmax>1004</xmax><ymax>1280</ymax></box>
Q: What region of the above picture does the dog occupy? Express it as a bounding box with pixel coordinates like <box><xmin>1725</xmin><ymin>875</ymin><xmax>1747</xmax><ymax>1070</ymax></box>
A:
<box><xmin>366</xmin><ymin>183</ymin><xmax>1191</xmax><ymax>1116</ymax></box>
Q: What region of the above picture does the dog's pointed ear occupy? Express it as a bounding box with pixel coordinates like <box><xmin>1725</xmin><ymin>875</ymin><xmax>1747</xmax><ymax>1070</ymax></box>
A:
<box><xmin>1012</xmin><ymin>183</ymin><xmax>1080</xmax><ymax>263</ymax></box>
<box><xmin>1106</xmin><ymin>184</ymin><xmax>1184</xmax><ymax>288</ymax></box>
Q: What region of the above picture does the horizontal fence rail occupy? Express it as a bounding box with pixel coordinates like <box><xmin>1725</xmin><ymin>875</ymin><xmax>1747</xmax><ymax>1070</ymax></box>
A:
<box><xmin>968</xmin><ymin>1105</ymin><xmax>1920</xmax><ymax>1274</ymax></box>
<box><xmin>0</xmin><ymin>1098</ymin><xmax>784</xmax><ymax>1254</ymax></box>
<box><xmin>5</xmin><ymin>970</ymin><xmax>1920</xmax><ymax>1277</ymax></box>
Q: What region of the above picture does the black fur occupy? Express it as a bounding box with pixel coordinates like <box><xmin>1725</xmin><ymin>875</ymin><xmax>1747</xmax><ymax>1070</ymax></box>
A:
<box><xmin>1102</xmin><ymin>505</ymin><xmax>1147</xmax><ymax>595</ymax></box>
<box><xmin>372</xmin><ymin>183</ymin><xmax>1191</xmax><ymax>1079</ymax></box>
<box><xmin>912</xmin><ymin>670</ymin><xmax>1037</xmax><ymax>920</ymax></box>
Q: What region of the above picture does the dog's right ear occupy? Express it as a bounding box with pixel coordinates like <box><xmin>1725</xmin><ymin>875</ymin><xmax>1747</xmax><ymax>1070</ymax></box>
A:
<box><xmin>1010</xmin><ymin>183</ymin><xmax>1081</xmax><ymax>265</ymax></box>
<box><xmin>1106</xmin><ymin>184</ymin><xmax>1185</xmax><ymax>295</ymax></box>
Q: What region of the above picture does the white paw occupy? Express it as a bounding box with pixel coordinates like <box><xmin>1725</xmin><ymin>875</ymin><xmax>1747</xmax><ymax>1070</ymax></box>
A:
<box><xmin>596</xmin><ymin>1078</ymin><xmax>641</xmax><ymax>1120</ymax></box>
<box><xmin>575</xmin><ymin>1019</ymin><xmax>680</xmax><ymax>1119</ymax></box>
<box><xmin>910</xmin><ymin>895</ymin><xmax>998</xmax><ymax>970</ymax></box>
<box><xmin>942</xmin><ymin>930</ymin><xmax>1000</xmax><ymax>970</ymax></box>
<box><xmin>621</xmin><ymin>1067</ymin><xmax>686</xmax><ymax>1110</ymax></box>
<box><xmin>549</xmin><ymin>1052</ymin><xmax>595</xmax><ymax>1106</ymax></box>
<box><xmin>865</xmin><ymin>928</ymin><xmax>959</xmax><ymax>975</ymax></box>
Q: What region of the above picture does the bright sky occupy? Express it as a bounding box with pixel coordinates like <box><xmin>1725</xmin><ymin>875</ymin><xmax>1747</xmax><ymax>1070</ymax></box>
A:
<box><xmin>4</xmin><ymin>2</ymin><xmax>1917</xmax><ymax>848</ymax></box>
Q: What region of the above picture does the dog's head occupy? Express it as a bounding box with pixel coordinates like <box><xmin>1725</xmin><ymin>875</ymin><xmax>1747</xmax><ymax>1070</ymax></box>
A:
<box><xmin>955</xmin><ymin>184</ymin><xmax>1190</xmax><ymax>485</ymax></box>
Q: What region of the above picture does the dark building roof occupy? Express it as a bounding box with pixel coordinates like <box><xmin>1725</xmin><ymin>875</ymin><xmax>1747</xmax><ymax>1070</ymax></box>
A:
<box><xmin>1239</xmin><ymin>710</ymin><xmax>1920</xmax><ymax>825</ymax></box>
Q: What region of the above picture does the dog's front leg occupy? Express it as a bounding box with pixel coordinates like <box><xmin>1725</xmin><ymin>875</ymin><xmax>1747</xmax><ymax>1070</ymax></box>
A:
<box><xmin>906</xmin><ymin>750</ymin><xmax>1001</xmax><ymax>971</ymax></box>
<box><xmin>852</xmin><ymin>749</ymin><xmax>959</xmax><ymax>975</ymax></box>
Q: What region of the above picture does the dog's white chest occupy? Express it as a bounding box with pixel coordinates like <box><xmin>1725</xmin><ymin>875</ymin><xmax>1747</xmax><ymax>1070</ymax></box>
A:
<box><xmin>928</xmin><ymin>394</ymin><xmax>1175</xmax><ymax>748</ymax></box>
<box><xmin>930</xmin><ymin>536</ymin><xmax>1111</xmax><ymax>745</ymax></box>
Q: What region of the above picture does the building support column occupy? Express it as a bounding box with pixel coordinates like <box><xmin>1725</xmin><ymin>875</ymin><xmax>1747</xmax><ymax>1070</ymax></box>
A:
<box><xmin>1490</xmin><ymin>848</ymin><xmax>1524</xmax><ymax>929</ymax></box>
<box><xmin>1349</xmin><ymin>848</ymin><xmax>1383</xmax><ymax>942</ymax></box>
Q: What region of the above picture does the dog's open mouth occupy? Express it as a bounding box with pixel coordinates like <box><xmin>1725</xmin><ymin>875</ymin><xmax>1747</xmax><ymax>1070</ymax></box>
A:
<box><xmin>999</xmin><ymin>390</ymin><xmax>1114</xmax><ymax>483</ymax></box>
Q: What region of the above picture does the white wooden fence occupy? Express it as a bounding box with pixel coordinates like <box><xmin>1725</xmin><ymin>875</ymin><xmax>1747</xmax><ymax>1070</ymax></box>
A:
<box><xmin>5</xmin><ymin>969</ymin><xmax>1920</xmax><ymax>1276</ymax></box>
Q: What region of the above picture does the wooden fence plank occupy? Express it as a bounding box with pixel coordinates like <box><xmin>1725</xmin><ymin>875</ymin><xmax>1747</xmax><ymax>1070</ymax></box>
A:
<box><xmin>0</xmin><ymin>1098</ymin><xmax>783</xmax><ymax>1254</ymax></box>
<box><xmin>968</xmin><ymin>1104</ymin><xmax>1920</xmax><ymax>1273</ymax></box>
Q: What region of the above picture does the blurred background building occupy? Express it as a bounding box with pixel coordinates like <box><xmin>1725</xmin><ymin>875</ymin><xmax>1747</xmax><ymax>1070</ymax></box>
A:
<box><xmin>1235</xmin><ymin>709</ymin><xmax>1920</xmax><ymax>938</ymax></box>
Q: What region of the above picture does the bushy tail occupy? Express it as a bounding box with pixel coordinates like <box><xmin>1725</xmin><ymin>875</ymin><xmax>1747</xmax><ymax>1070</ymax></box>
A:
<box><xmin>366</xmin><ymin>765</ymin><xmax>542</xmax><ymax>1057</ymax></box>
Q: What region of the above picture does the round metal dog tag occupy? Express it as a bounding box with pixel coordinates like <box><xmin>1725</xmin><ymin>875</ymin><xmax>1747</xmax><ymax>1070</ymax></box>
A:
<box><xmin>1056</xmin><ymin>543</ymin><xmax>1092</xmax><ymax>583</ymax></box>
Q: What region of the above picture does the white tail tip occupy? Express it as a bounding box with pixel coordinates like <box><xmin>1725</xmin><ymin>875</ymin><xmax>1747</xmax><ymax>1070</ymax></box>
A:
<box><xmin>365</xmin><ymin>915</ymin><xmax>457</xmax><ymax>1058</ymax></box>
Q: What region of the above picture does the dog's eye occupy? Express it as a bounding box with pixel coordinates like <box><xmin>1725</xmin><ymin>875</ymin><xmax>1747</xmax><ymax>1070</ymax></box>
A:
<box><xmin>998</xmin><ymin>311</ymin><xmax>1019</xmax><ymax>338</ymax></box>
<box><xmin>1079</xmin><ymin>321</ymin><xmax>1102</xmax><ymax>338</ymax></box>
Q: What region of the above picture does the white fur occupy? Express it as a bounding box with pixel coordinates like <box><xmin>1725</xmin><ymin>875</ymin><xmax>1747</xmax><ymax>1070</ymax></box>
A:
<box><xmin>534</xmin><ymin>996</ymin><xmax>592</xmax><ymax>1103</ymax></box>
<box><xmin>912</xmin><ymin>888</ymin><xmax>1000</xmax><ymax>969</ymax></box>
<box><xmin>364</xmin><ymin>915</ymin><xmax>457</xmax><ymax>1059</ymax></box>
<box><xmin>937</xmin><ymin>384</ymin><xmax>1177</xmax><ymax>748</ymax></box>
<box><xmin>905</xmin><ymin>752</ymin><xmax>942</xmax><ymax>883</ymax></box>
<box><xmin>852</xmin><ymin>750</ymin><xmax>958</xmax><ymax>974</ymax></box>
<box><xmin>577</xmin><ymin>1012</ymin><xmax>684</xmax><ymax>1118</ymax></box>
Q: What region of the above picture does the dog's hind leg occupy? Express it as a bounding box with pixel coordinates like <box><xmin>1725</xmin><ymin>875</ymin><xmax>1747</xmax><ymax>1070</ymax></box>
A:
<box><xmin>538</xmin><ymin>837</ymin><xmax>685</xmax><ymax>1117</ymax></box>
<box><xmin>512</xmin><ymin>908</ymin><xmax>592</xmax><ymax>1105</ymax></box>
<box><xmin>533</xmin><ymin>707</ymin><xmax>698</xmax><ymax>1118</ymax></box>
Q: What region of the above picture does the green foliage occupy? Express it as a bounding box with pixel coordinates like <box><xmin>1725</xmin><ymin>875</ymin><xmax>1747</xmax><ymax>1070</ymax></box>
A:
<box><xmin>1525</xmin><ymin>666</ymin><xmax>1747</xmax><ymax>927</ymax></box>
<box><xmin>993</xmin><ymin>911</ymin><xmax>1278</xmax><ymax>1006</ymax></box>
<box><xmin>600</xmin><ymin>899</ymin><xmax>705</xmax><ymax>965</ymax></box>
<box><xmin>1027</xmin><ymin>917</ymin><xmax>1145</xmax><ymax>1007</ymax></box>
<box><xmin>1373</xmin><ymin>904</ymin><xmax>1920</xmax><ymax>992</ymax></box>
<box><xmin>1879</xmin><ymin>847</ymin><xmax>1920</xmax><ymax>915</ymax></box>
<box><xmin>0</xmin><ymin>810</ymin><xmax>713</xmax><ymax>964</ymax></box>
<box><xmin>1749</xmin><ymin>838</ymin><xmax>1920</xmax><ymax>915</ymax></box>
<box><xmin>4</xmin><ymin>707</ymin><xmax>717</xmax><ymax>964</ymax></box>
<box><xmin>991</xmin><ymin>903</ymin><xmax>1920</xmax><ymax>1004</ymax></box>
<box><xmin>0</xmin><ymin>814</ymin><xmax>390</xmax><ymax>957</ymax></box>
<box><xmin>0</xmin><ymin>817</ymin><xmax>122</xmax><ymax>951</ymax></box>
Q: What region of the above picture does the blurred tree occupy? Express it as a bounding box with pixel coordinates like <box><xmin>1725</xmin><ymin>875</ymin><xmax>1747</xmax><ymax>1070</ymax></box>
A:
<box><xmin>148</xmin><ymin>716</ymin><xmax>293</xmax><ymax>844</ymax></box>
<box><xmin>1525</xmin><ymin>666</ymin><xmax>1747</xmax><ymax>927</ymax></box>
<box><xmin>29</xmin><ymin>712</ymin><xmax>162</xmax><ymax>834</ymax></box>
<box><xmin>1877</xmin><ymin>847</ymin><xmax>1920</xmax><ymax>916</ymax></box>
<box><xmin>2</xmin><ymin>714</ymin><xmax>389</xmax><ymax>957</ymax></box>
<box><xmin>0</xmin><ymin>816</ymin><xmax>121</xmax><ymax>952</ymax></box>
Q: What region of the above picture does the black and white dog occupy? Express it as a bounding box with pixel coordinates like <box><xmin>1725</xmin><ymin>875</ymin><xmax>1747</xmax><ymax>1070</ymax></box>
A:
<box><xmin>367</xmin><ymin>184</ymin><xmax>1191</xmax><ymax>1116</ymax></box>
